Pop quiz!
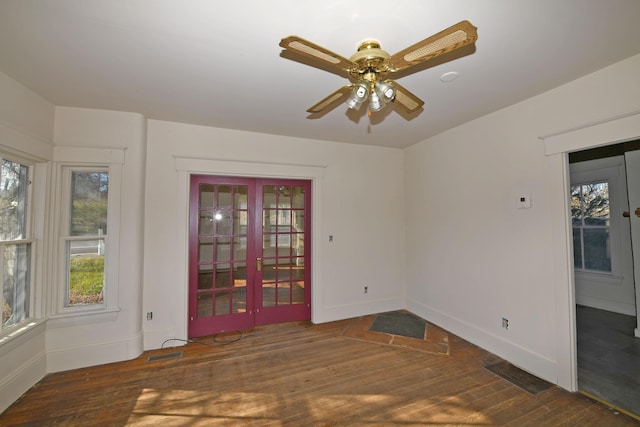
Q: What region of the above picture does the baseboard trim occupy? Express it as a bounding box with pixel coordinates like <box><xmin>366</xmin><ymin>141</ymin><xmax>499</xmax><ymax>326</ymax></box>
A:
<box><xmin>313</xmin><ymin>297</ymin><xmax>404</xmax><ymax>325</ymax></box>
<box><xmin>0</xmin><ymin>350</ymin><xmax>47</xmax><ymax>413</ymax></box>
<box><xmin>47</xmin><ymin>331</ymin><xmax>143</xmax><ymax>373</ymax></box>
<box><xmin>407</xmin><ymin>300</ymin><xmax>558</xmax><ymax>386</ymax></box>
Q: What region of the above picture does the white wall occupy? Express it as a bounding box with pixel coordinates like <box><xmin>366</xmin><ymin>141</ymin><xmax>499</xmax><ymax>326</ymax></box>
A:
<box><xmin>0</xmin><ymin>72</ymin><xmax>53</xmax><ymax>412</ymax></box>
<box><xmin>48</xmin><ymin>107</ymin><xmax>146</xmax><ymax>372</ymax></box>
<box><xmin>143</xmin><ymin>120</ymin><xmax>405</xmax><ymax>349</ymax></box>
<box><xmin>0</xmin><ymin>72</ymin><xmax>53</xmax><ymax>160</ymax></box>
<box><xmin>405</xmin><ymin>53</ymin><xmax>640</xmax><ymax>390</ymax></box>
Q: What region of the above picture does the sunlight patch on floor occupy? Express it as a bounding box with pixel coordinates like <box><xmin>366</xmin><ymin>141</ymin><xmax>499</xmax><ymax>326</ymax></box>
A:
<box><xmin>128</xmin><ymin>388</ymin><xmax>491</xmax><ymax>425</ymax></box>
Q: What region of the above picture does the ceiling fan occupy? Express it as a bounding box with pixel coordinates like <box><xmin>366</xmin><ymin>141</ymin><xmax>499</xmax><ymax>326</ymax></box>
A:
<box><xmin>279</xmin><ymin>20</ymin><xmax>478</xmax><ymax>117</ymax></box>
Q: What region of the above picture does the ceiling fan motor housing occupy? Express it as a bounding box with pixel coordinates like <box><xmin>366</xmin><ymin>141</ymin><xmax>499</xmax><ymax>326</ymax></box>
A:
<box><xmin>349</xmin><ymin>40</ymin><xmax>391</xmax><ymax>83</ymax></box>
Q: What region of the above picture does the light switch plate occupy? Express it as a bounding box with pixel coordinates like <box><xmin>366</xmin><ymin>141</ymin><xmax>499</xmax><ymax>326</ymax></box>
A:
<box><xmin>517</xmin><ymin>194</ymin><xmax>531</xmax><ymax>209</ymax></box>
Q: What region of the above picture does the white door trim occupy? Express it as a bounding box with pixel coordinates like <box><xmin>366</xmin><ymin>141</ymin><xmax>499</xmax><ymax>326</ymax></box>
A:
<box><xmin>541</xmin><ymin>110</ymin><xmax>640</xmax><ymax>392</ymax></box>
<box><xmin>174</xmin><ymin>156</ymin><xmax>325</xmax><ymax>343</ymax></box>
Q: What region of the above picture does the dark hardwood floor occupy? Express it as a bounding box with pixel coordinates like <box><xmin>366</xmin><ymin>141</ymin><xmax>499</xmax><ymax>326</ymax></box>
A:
<box><xmin>2</xmin><ymin>315</ymin><xmax>639</xmax><ymax>426</ymax></box>
<box><xmin>577</xmin><ymin>305</ymin><xmax>640</xmax><ymax>418</ymax></box>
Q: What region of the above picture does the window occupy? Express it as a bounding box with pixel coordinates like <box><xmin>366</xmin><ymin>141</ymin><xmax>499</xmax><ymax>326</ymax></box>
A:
<box><xmin>52</xmin><ymin>147</ymin><xmax>123</xmax><ymax>317</ymax></box>
<box><xmin>571</xmin><ymin>181</ymin><xmax>611</xmax><ymax>272</ymax></box>
<box><xmin>62</xmin><ymin>168</ymin><xmax>109</xmax><ymax>307</ymax></box>
<box><xmin>0</xmin><ymin>157</ymin><xmax>32</xmax><ymax>331</ymax></box>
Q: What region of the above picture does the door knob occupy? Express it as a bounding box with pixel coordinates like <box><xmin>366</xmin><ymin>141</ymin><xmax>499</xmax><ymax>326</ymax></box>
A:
<box><xmin>622</xmin><ymin>208</ymin><xmax>640</xmax><ymax>218</ymax></box>
<box><xmin>256</xmin><ymin>257</ymin><xmax>262</xmax><ymax>272</ymax></box>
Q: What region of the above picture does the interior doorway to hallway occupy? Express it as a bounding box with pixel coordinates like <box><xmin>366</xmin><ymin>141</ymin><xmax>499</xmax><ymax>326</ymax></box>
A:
<box><xmin>569</xmin><ymin>140</ymin><xmax>640</xmax><ymax>419</ymax></box>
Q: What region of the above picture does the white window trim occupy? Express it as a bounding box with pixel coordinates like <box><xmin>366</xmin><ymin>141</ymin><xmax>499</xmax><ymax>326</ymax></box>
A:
<box><xmin>50</xmin><ymin>147</ymin><xmax>124</xmax><ymax>319</ymax></box>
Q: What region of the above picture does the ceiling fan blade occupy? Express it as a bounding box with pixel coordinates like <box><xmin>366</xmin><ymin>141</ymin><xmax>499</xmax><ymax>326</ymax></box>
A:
<box><xmin>280</xmin><ymin>36</ymin><xmax>357</xmax><ymax>74</ymax></box>
<box><xmin>389</xmin><ymin>20</ymin><xmax>478</xmax><ymax>73</ymax></box>
<box><xmin>392</xmin><ymin>82</ymin><xmax>424</xmax><ymax>114</ymax></box>
<box><xmin>307</xmin><ymin>85</ymin><xmax>352</xmax><ymax>116</ymax></box>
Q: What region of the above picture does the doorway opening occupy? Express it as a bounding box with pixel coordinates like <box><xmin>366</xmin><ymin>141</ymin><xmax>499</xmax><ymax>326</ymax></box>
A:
<box><xmin>569</xmin><ymin>141</ymin><xmax>640</xmax><ymax>418</ymax></box>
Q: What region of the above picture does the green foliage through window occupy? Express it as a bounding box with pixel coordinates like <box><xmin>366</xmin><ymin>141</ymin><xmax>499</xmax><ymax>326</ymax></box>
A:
<box><xmin>69</xmin><ymin>255</ymin><xmax>104</xmax><ymax>305</ymax></box>
<box><xmin>65</xmin><ymin>169</ymin><xmax>109</xmax><ymax>307</ymax></box>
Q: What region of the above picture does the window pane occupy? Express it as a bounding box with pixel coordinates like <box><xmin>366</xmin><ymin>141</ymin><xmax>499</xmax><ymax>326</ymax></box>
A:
<box><xmin>572</xmin><ymin>228</ymin><xmax>582</xmax><ymax>269</ymax></box>
<box><xmin>232</xmin><ymin>288</ymin><xmax>246</xmax><ymax>313</ymax></box>
<box><xmin>278</xmin><ymin>185</ymin><xmax>291</xmax><ymax>208</ymax></box>
<box><xmin>234</xmin><ymin>236</ymin><xmax>247</xmax><ymax>261</ymax></box>
<box><xmin>199</xmin><ymin>184</ymin><xmax>214</xmax><ymax>208</ymax></box>
<box><xmin>571</xmin><ymin>180</ymin><xmax>612</xmax><ymax>273</ymax></box>
<box><xmin>582</xmin><ymin>183</ymin><xmax>609</xmax><ymax>226</ymax></box>
<box><xmin>234</xmin><ymin>210</ymin><xmax>247</xmax><ymax>234</ymax></box>
<box><xmin>277</xmin><ymin>283</ymin><xmax>291</xmax><ymax>306</ymax></box>
<box><xmin>279</xmin><ymin>209</ymin><xmax>291</xmax><ymax>226</ymax></box>
<box><xmin>197</xmin><ymin>293</ymin><xmax>213</xmax><ymax>318</ymax></box>
<box><xmin>67</xmin><ymin>239</ymin><xmax>105</xmax><ymax>306</ymax></box>
<box><xmin>215</xmin><ymin>290</ymin><xmax>230</xmax><ymax>315</ymax></box>
<box><xmin>215</xmin><ymin>212</ymin><xmax>232</xmax><ymax>235</ymax></box>
<box><xmin>217</xmin><ymin>185</ymin><xmax>232</xmax><ymax>209</ymax></box>
<box><xmin>198</xmin><ymin>265</ymin><xmax>213</xmax><ymax>289</ymax></box>
<box><xmin>583</xmin><ymin>229</ymin><xmax>611</xmax><ymax>272</ymax></box>
<box><xmin>199</xmin><ymin>236</ymin><xmax>213</xmax><ymax>262</ymax></box>
<box><xmin>570</xmin><ymin>185</ymin><xmax>582</xmax><ymax>227</ymax></box>
<box><xmin>263</xmin><ymin>186</ymin><xmax>277</xmax><ymax>208</ymax></box>
<box><xmin>234</xmin><ymin>186</ymin><xmax>248</xmax><ymax>209</ymax></box>
<box><xmin>3</xmin><ymin>243</ymin><xmax>30</xmax><ymax>327</ymax></box>
<box><xmin>0</xmin><ymin>159</ymin><xmax>28</xmax><ymax>241</ymax></box>
<box><xmin>292</xmin><ymin>279</ymin><xmax>305</xmax><ymax>305</ymax></box>
<box><xmin>214</xmin><ymin>263</ymin><xmax>231</xmax><ymax>288</ymax></box>
<box><xmin>70</xmin><ymin>171</ymin><xmax>109</xmax><ymax>236</ymax></box>
<box><xmin>199</xmin><ymin>212</ymin><xmax>214</xmax><ymax>235</ymax></box>
<box><xmin>292</xmin><ymin>186</ymin><xmax>305</xmax><ymax>209</ymax></box>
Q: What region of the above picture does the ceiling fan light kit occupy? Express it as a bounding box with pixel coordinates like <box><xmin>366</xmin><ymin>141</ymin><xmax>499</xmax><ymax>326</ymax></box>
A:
<box><xmin>346</xmin><ymin>81</ymin><xmax>369</xmax><ymax>110</ymax></box>
<box><xmin>279</xmin><ymin>20</ymin><xmax>478</xmax><ymax>118</ymax></box>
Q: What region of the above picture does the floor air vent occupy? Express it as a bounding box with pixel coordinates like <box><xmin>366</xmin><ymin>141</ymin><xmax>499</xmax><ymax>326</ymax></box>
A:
<box><xmin>146</xmin><ymin>351</ymin><xmax>184</xmax><ymax>362</ymax></box>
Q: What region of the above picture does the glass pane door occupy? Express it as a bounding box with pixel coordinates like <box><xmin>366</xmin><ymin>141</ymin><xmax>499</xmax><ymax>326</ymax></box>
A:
<box><xmin>189</xmin><ymin>176</ymin><xmax>311</xmax><ymax>337</ymax></box>
<box><xmin>189</xmin><ymin>176</ymin><xmax>255</xmax><ymax>337</ymax></box>
<box><xmin>255</xmin><ymin>181</ymin><xmax>310</xmax><ymax>325</ymax></box>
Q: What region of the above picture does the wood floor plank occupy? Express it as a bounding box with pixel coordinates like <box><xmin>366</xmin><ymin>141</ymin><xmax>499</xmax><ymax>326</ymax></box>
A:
<box><xmin>1</xmin><ymin>317</ymin><xmax>638</xmax><ymax>426</ymax></box>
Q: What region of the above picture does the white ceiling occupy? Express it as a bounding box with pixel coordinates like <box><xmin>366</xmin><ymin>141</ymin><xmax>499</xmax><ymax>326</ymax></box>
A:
<box><xmin>1</xmin><ymin>1</ymin><xmax>640</xmax><ymax>149</ymax></box>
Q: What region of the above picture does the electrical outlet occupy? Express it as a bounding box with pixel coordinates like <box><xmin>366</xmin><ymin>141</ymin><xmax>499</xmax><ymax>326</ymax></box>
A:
<box><xmin>502</xmin><ymin>317</ymin><xmax>509</xmax><ymax>329</ymax></box>
<box><xmin>146</xmin><ymin>312</ymin><xmax>153</xmax><ymax>321</ymax></box>
<box><xmin>364</xmin><ymin>286</ymin><xmax>368</xmax><ymax>294</ymax></box>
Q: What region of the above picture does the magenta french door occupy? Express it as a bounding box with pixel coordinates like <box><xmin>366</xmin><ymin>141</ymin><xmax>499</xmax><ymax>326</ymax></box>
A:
<box><xmin>188</xmin><ymin>175</ymin><xmax>311</xmax><ymax>337</ymax></box>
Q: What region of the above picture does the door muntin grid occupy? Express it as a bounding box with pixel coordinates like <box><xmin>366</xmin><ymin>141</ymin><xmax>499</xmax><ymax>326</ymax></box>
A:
<box><xmin>197</xmin><ymin>184</ymin><xmax>249</xmax><ymax>317</ymax></box>
<box><xmin>261</xmin><ymin>185</ymin><xmax>306</xmax><ymax>307</ymax></box>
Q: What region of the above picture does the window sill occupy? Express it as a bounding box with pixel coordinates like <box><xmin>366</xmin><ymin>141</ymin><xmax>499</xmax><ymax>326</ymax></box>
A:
<box><xmin>574</xmin><ymin>270</ymin><xmax>624</xmax><ymax>285</ymax></box>
<box><xmin>47</xmin><ymin>307</ymin><xmax>121</xmax><ymax>328</ymax></box>
<box><xmin>0</xmin><ymin>319</ymin><xmax>47</xmax><ymax>355</ymax></box>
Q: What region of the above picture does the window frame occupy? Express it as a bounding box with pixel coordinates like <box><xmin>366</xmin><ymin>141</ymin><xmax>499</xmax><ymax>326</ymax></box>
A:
<box><xmin>0</xmin><ymin>154</ymin><xmax>35</xmax><ymax>334</ymax></box>
<box><xmin>61</xmin><ymin>167</ymin><xmax>109</xmax><ymax>309</ymax></box>
<box><xmin>571</xmin><ymin>180</ymin><xmax>612</xmax><ymax>273</ymax></box>
<box><xmin>570</xmin><ymin>164</ymin><xmax>625</xmax><ymax>278</ymax></box>
<box><xmin>51</xmin><ymin>147</ymin><xmax>123</xmax><ymax>318</ymax></box>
